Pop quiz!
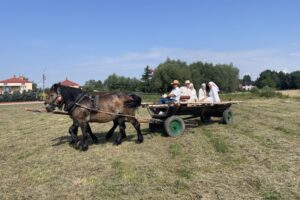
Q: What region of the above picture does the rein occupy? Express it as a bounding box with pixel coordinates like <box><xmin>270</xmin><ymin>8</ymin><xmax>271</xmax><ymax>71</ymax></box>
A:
<box><xmin>75</xmin><ymin>103</ymin><xmax>136</xmax><ymax>118</ymax></box>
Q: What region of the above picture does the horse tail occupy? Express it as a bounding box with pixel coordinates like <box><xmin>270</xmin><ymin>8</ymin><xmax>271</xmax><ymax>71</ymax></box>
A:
<box><xmin>124</xmin><ymin>94</ymin><xmax>142</xmax><ymax>108</ymax></box>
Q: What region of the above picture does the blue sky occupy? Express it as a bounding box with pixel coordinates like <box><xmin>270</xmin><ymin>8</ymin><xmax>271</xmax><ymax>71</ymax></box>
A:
<box><xmin>0</xmin><ymin>0</ymin><xmax>300</xmax><ymax>87</ymax></box>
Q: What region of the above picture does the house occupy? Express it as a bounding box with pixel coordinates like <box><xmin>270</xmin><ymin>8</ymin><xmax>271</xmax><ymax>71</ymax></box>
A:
<box><xmin>242</xmin><ymin>85</ymin><xmax>254</xmax><ymax>91</ymax></box>
<box><xmin>60</xmin><ymin>78</ymin><xmax>80</xmax><ymax>88</ymax></box>
<box><xmin>0</xmin><ymin>75</ymin><xmax>33</xmax><ymax>94</ymax></box>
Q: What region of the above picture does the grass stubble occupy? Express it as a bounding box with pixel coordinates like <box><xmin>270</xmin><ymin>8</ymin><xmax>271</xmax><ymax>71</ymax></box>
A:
<box><xmin>0</xmin><ymin>96</ymin><xmax>299</xmax><ymax>199</ymax></box>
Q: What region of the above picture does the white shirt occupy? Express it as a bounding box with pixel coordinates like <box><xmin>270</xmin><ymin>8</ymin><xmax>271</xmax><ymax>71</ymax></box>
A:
<box><xmin>180</xmin><ymin>86</ymin><xmax>191</xmax><ymax>96</ymax></box>
<box><xmin>170</xmin><ymin>87</ymin><xmax>180</xmax><ymax>102</ymax></box>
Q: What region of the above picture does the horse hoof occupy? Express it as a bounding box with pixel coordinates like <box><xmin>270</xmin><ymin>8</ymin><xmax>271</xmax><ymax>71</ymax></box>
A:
<box><xmin>136</xmin><ymin>139</ymin><xmax>143</xmax><ymax>144</ymax></box>
<box><xmin>74</xmin><ymin>141</ymin><xmax>81</xmax><ymax>149</ymax></box>
<box><xmin>80</xmin><ymin>145</ymin><xmax>88</xmax><ymax>151</ymax></box>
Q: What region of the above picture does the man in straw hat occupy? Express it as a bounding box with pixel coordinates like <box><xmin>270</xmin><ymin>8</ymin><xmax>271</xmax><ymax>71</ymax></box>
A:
<box><xmin>159</xmin><ymin>80</ymin><xmax>181</xmax><ymax>104</ymax></box>
<box><xmin>180</xmin><ymin>80</ymin><xmax>192</xmax><ymax>96</ymax></box>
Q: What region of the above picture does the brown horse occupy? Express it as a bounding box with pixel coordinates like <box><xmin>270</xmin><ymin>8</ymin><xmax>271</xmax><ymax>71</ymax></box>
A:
<box><xmin>45</xmin><ymin>83</ymin><xmax>143</xmax><ymax>150</ymax></box>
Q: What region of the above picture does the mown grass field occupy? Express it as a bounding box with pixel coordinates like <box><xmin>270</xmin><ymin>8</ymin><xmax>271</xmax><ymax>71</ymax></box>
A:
<box><xmin>0</xmin><ymin>96</ymin><xmax>299</xmax><ymax>199</ymax></box>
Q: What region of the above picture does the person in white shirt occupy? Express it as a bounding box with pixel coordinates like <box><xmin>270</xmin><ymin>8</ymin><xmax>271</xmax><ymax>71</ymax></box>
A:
<box><xmin>180</xmin><ymin>80</ymin><xmax>192</xmax><ymax>96</ymax></box>
<box><xmin>188</xmin><ymin>83</ymin><xmax>198</xmax><ymax>102</ymax></box>
<box><xmin>207</xmin><ymin>81</ymin><xmax>221</xmax><ymax>103</ymax></box>
<box><xmin>159</xmin><ymin>80</ymin><xmax>181</xmax><ymax>104</ymax></box>
<box><xmin>198</xmin><ymin>83</ymin><xmax>207</xmax><ymax>101</ymax></box>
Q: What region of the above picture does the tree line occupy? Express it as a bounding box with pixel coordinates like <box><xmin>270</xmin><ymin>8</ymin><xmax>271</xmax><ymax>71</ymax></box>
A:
<box><xmin>82</xmin><ymin>58</ymin><xmax>300</xmax><ymax>93</ymax></box>
<box><xmin>83</xmin><ymin>58</ymin><xmax>241</xmax><ymax>93</ymax></box>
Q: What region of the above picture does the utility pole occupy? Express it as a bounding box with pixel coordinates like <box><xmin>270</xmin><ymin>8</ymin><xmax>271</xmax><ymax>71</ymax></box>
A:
<box><xmin>42</xmin><ymin>70</ymin><xmax>46</xmax><ymax>100</ymax></box>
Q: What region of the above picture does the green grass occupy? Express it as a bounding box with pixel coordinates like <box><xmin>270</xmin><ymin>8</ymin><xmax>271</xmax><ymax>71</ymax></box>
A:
<box><xmin>203</xmin><ymin>128</ymin><xmax>229</xmax><ymax>153</ymax></box>
<box><xmin>0</xmin><ymin>97</ymin><xmax>299</xmax><ymax>199</ymax></box>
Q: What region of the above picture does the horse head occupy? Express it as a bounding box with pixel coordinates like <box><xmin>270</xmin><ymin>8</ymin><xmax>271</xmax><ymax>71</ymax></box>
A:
<box><xmin>44</xmin><ymin>83</ymin><xmax>64</xmax><ymax>112</ymax></box>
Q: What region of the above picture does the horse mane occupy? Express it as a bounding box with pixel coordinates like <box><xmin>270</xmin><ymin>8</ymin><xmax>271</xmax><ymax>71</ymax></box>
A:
<box><xmin>57</xmin><ymin>84</ymin><xmax>83</xmax><ymax>102</ymax></box>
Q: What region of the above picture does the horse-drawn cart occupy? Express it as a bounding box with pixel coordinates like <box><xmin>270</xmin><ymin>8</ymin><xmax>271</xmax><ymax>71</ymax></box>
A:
<box><xmin>141</xmin><ymin>101</ymin><xmax>238</xmax><ymax>137</ymax></box>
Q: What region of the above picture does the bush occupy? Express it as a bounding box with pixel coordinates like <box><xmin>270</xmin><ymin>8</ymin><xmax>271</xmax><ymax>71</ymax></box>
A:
<box><xmin>259</xmin><ymin>86</ymin><xmax>283</xmax><ymax>98</ymax></box>
<box><xmin>0</xmin><ymin>91</ymin><xmax>38</xmax><ymax>102</ymax></box>
<box><xmin>12</xmin><ymin>91</ymin><xmax>22</xmax><ymax>101</ymax></box>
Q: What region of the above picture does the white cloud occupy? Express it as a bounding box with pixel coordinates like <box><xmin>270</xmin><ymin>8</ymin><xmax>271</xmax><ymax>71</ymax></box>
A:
<box><xmin>72</xmin><ymin>47</ymin><xmax>300</xmax><ymax>82</ymax></box>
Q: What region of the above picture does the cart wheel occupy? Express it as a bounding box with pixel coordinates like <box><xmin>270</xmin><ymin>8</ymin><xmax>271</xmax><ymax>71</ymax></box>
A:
<box><xmin>223</xmin><ymin>109</ymin><xmax>233</xmax><ymax>125</ymax></box>
<box><xmin>164</xmin><ymin>116</ymin><xmax>185</xmax><ymax>137</ymax></box>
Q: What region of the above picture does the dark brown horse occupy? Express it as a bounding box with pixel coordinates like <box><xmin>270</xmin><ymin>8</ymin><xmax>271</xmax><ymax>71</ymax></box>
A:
<box><xmin>45</xmin><ymin>83</ymin><xmax>143</xmax><ymax>150</ymax></box>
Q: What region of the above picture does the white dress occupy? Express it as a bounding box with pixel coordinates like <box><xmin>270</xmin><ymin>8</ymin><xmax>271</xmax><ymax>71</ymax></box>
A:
<box><xmin>189</xmin><ymin>88</ymin><xmax>198</xmax><ymax>102</ymax></box>
<box><xmin>198</xmin><ymin>88</ymin><xmax>207</xmax><ymax>101</ymax></box>
<box><xmin>207</xmin><ymin>86</ymin><xmax>220</xmax><ymax>103</ymax></box>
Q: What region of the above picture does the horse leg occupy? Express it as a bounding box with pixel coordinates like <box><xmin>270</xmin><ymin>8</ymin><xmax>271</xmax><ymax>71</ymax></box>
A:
<box><xmin>115</xmin><ymin>117</ymin><xmax>126</xmax><ymax>145</ymax></box>
<box><xmin>129</xmin><ymin>117</ymin><xmax>144</xmax><ymax>144</ymax></box>
<box><xmin>77</xmin><ymin>123</ymin><xmax>89</xmax><ymax>151</ymax></box>
<box><xmin>87</xmin><ymin>123</ymin><xmax>98</xmax><ymax>144</ymax></box>
<box><xmin>69</xmin><ymin>122</ymin><xmax>79</xmax><ymax>145</ymax></box>
<box><xmin>105</xmin><ymin>119</ymin><xmax>118</xmax><ymax>140</ymax></box>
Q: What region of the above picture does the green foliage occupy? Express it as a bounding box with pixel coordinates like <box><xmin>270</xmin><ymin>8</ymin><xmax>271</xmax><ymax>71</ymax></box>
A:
<box><xmin>255</xmin><ymin>70</ymin><xmax>300</xmax><ymax>90</ymax></box>
<box><xmin>242</xmin><ymin>75</ymin><xmax>252</xmax><ymax>85</ymax></box>
<box><xmin>259</xmin><ymin>87</ymin><xmax>283</xmax><ymax>98</ymax></box>
<box><xmin>104</xmin><ymin>74</ymin><xmax>141</xmax><ymax>91</ymax></box>
<box><xmin>189</xmin><ymin>62</ymin><xmax>239</xmax><ymax>92</ymax></box>
<box><xmin>256</xmin><ymin>70</ymin><xmax>280</xmax><ymax>88</ymax></box>
<box><xmin>82</xmin><ymin>79</ymin><xmax>104</xmax><ymax>92</ymax></box>
<box><xmin>151</xmin><ymin>59</ymin><xmax>190</xmax><ymax>92</ymax></box>
<box><xmin>290</xmin><ymin>71</ymin><xmax>300</xmax><ymax>89</ymax></box>
<box><xmin>0</xmin><ymin>91</ymin><xmax>38</xmax><ymax>102</ymax></box>
<box><xmin>141</xmin><ymin>66</ymin><xmax>154</xmax><ymax>92</ymax></box>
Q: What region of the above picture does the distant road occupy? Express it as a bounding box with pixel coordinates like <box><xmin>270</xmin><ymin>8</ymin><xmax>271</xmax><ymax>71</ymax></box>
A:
<box><xmin>0</xmin><ymin>101</ymin><xmax>44</xmax><ymax>106</ymax></box>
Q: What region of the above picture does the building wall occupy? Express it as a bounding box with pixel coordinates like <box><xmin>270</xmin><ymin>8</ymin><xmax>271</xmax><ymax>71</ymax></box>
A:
<box><xmin>0</xmin><ymin>83</ymin><xmax>33</xmax><ymax>94</ymax></box>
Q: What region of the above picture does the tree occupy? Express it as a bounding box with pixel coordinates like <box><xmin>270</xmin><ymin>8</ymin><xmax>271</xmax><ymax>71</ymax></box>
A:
<box><xmin>278</xmin><ymin>71</ymin><xmax>290</xmax><ymax>90</ymax></box>
<box><xmin>103</xmin><ymin>74</ymin><xmax>142</xmax><ymax>91</ymax></box>
<box><xmin>255</xmin><ymin>70</ymin><xmax>280</xmax><ymax>88</ymax></box>
<box><xmin>290</xmin><ymin>71</ymin><xmax>300</xmax><ymax>89</ymax></box>
<box><xmin>242</xmin><ymin>75</ymin><xmax>252</xmax><ymax>85</ymax></box>
<box><xmin>83</xmin><ymin>80</ymin><xmax>104</xmax><ymax>92</ymax></box>
<box><xmin>141</xmin><ymin>66</ymin><xmax>153</xmax><ymax>92</ymax></box>
<box><xmin>189</xmin><ymin>62</ymin><xmax>239</xmax><ymax>92</ymax></box>
<box><xmin>151</xmin><ymin>59</ymin><xmax>190</xmax><ymax>92</ymax></box>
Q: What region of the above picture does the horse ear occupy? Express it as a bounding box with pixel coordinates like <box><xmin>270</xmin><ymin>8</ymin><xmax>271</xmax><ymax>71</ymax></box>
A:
<box><xmin>51</xmin><ymin>83</ymin><xmax>61</xmax><ymax>92</ymax></box>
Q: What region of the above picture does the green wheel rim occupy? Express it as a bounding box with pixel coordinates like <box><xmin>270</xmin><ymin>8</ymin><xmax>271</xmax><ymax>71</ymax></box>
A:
<box><xmin>227</xmin><ymin>112</ymin><xmax>233</xmax><ymax>123</ymax></box>
<box><xmin>169</xmin><ymin>119</ymin><xmax>183</xmax><ymax>136</ymax></box>
<box><xmin>223</xmin><ymin>109</ymin><xmax>233</xmax><ymax>124</ymax></box>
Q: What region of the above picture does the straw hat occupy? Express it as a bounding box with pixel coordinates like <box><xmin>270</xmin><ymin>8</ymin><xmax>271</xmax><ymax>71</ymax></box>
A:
<box><xmin>185</xmin><ymin>80</ymin><xmax>191</xmax><ymax>84</ymax></box>
<box><xmin>170</xmin><ymin>80</ymin><xmax>180</xmax><ymax>85</ymax></box>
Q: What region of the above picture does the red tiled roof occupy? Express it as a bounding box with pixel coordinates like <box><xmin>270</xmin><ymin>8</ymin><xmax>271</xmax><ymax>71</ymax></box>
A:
<box><xmin>0</xmin><ymin>76</ymin><xmax>32</xmax><ymax>84</ymax></box>
<box><xmin>60</xmin><ymin>79</ymin><xmax>80</xmax><ymax>87</ymax></box>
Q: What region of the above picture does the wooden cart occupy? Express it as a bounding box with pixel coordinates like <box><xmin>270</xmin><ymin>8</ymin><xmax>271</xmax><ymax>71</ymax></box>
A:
<box><xmin>142</xmin><ymin>101</ymin><xmax>238</xmax><ymax>137</ymax></box>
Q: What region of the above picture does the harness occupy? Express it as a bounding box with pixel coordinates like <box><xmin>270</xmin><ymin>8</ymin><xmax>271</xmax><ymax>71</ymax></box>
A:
<box><xmin>58</xmin><ymin>92</ymin><xmax>137</xmax><ymax>119</ymax></box>
<box><xmin>64</xmin><ymin>93</ymin><xmax>99</xmax><ymax>114</ymax></box>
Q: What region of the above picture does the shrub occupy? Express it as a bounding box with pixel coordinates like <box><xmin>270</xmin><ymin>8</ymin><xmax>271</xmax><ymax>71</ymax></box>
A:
<box><xmin>259</xmin><ymin>86</ymin><xmax>283</xmax><ymax>98</ymax></box>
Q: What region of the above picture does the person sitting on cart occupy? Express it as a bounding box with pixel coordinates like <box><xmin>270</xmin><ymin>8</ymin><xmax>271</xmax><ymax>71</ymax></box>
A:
<box><xmin>198</xmin><ymin>83</ymin><xmax>207</xmax><ymax>101</ymax></box>
<box><xmin>188</xmin><ymin>83</ymin><xmax>198</xmax><ymax>102</ymax></box>
<box><xmin>206</xmin><ymin>81</ymin><xmax>221</xmax><ymax>103</ymax></box>
<box><xmin>180</xmin><ymin>80</ymin><xmax>191</xmax><ymax>96</ymax></box>
<box><xmin>159</xmin><ymin>80</ymin><xmax>181</xmax><ymax>104</ymax></box>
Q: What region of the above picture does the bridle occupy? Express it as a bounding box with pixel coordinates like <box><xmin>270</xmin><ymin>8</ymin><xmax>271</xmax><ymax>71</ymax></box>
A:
<box><xmin>46</xmin><ymin>89</ymin><xmax>64</xmax><ymax>110</ymax></box>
